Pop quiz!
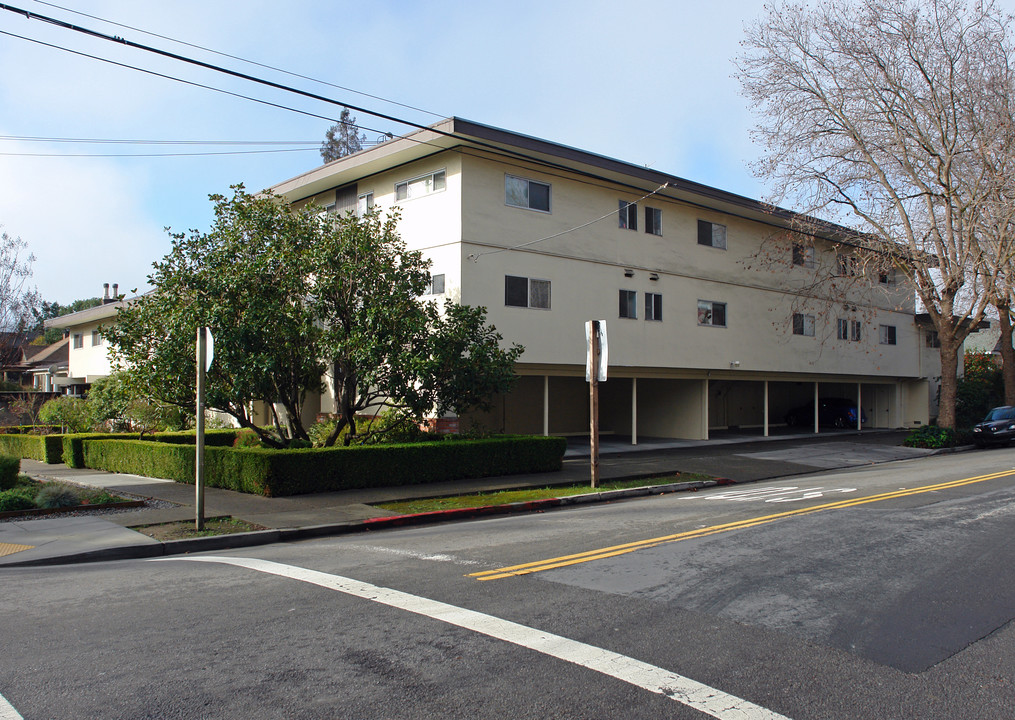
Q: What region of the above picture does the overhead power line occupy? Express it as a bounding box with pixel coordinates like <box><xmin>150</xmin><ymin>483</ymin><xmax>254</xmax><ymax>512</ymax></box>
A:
<box><xmin>33</xmin><ymin>0</ymin><xmax>446</xmax><ymax>121</ymax></box>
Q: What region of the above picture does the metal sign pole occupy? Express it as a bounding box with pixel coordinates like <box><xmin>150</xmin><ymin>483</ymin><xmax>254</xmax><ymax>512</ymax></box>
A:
<box><xmin>195</xmin><ymin>327</ymin><xmax>206</xmax><ymax>531</ymax></box>
<box><xmin>589</xmin><ymin>320</ymin><xmax>600</xmax><ymax>489</ymax></box>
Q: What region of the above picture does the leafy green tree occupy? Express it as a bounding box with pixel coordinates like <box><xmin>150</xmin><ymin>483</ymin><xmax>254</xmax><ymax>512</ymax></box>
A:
<box><xmin>87</xmin><ymin>372</ymin><xmax>187</xmax><ymax>435</ymax></box>
<box><xmin>955</xmin><ymin>352</ymin><xmax>1004</xmax><ymax>428</ymax></box>
<box><xmin>105</xmin><ymin>186</ymin><xmax>323</xmax><ymax>447</ymax></box>
<box><xmin>320</xmin><ymin>108</ymin><xmax>366</xmax><ymax>163</ymax></box>
<box><xmin>34</xmin><ymin>297</ymin><xmax>102</xmax><ymax>344</ymax></box>
<box><xmin>309</xmin><ymin>207</ymin><xmax>522</xmax><ymax>445</ymax></box>
<box><xmin>38</xmin><ymin>396</ymin><xmax>92</xmax><ymax>433</ymax></box>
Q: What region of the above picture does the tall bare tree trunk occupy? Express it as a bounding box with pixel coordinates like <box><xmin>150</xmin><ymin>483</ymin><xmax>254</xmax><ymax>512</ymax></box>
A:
<box><xmin>998</xmin><ymin>303</ymin><xmax>1015</xmax><ymax>406</ymax></box>
<box><xmin>938</xmin><ymin>336</ymin><xmax>962</xmax><ymax>429</ymax></box>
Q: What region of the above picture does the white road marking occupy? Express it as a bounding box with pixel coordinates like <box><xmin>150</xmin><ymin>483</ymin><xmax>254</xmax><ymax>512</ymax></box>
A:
<box><xmin>0</xmin><ymin>693</ymin><xmax>23</xmax><ymax>720</ymax></box>
<box><xmin>686</xmin><ymin>486</ymin><xmax>857</xmax><ymax>503</ymax></box>
<box><xmin>161</xmin><ymin>556</ymin><xmax>792</xmax><ymax>720</ymax></box>
<box><xmin>353</xmin><ymin>545</ymin><xmax>482</xmax><ymax>566</ymax></box>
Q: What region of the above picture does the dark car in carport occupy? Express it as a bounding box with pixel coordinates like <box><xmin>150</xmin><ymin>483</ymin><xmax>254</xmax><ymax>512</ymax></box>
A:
<box><xmin>784</xmin><ymin>398</ymin><xmax>867</xmax><ymax>428</ymax></box>
<box><xmin>972</xmin><ymin>406</ymin><xmax>1015</xmax><ymax>447</ymax></box>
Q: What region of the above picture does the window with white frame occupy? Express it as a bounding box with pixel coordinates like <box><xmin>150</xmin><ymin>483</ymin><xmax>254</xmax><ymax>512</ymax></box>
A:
<box><xmin>793</xmin><ymin>313</ymin><xmax>815</xmax><ymax>336</ymax></box>
<box><xmin>879</xmin><ymin>324</ymin><xmax>897</xmax><ymax>345</ymax></box>
<box><xmin>91</xmin><ymin>330</ymin><xmax>103</xmax><ymax>346</ymax></box>
<box><xmin>357</xmin><ymin>192</ymin><xmax>374</xmax><ymax>216</ymax></box>
<box><xmin>838</xmin><ymin>318</ymin><xmax>862</xmax><ymax>341</ymax></box>
<box><xmin>505</xmin><ymin>175</ymin><xmax>551</xmax><ymax>212</ymax></box>
<box><xmin>619</xmin><ymin>201</ymin><xmax>637</xmax><ymax>231</ymax></box>
<box><xmin>792</xmin><ymin>243</ymin><xmax>815</xmax><ymax>268</ymax></box>
<box><xmin>425</xmin><ymin>274</ymin><xmax>445</xmax><ymax>295</ymax></box>
<box><xmin>619</xmin><ymin>289</ymin><xmax>637</xmax><ymax>318</ymax></box>
<box><xmin>395</xmin><ymin>169</ymin><xmax>445</xmax><ymax>202</ymax></box>
<box><xmin>836</xmin><ymin>253</ymin><xmax>859</xmax><ymax>276</ymax></box>
<box><xmin>645</xmin><ymin>207</ymin><xmax>662</xmax><ymax>236</ymax></box>
<box><xmin>645</xmin><ymin>292</ymin><xmax>662</xmax><ymax>321</ymax></box>
<box><xmin>72</xmin><ymin>333</ymin><xmax>83</xmax><ymax>349</ymax></box>
<box><xmin>697</xmin><ymin>300</ymin><xmax>727</xmax><ymax>327</ymax></box>
<box><xmin>697</xmin><ymin>220</ymin><xmax>727</xmax><ymax>249</ymax></box>
<box><xmin>505</xmin><ymin>275</ymin><xmax>550</xmax><ymax>309</ymax></box>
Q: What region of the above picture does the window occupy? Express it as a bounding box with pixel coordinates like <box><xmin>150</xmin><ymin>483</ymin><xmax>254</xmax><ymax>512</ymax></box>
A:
<box><xmin>425</xmin><ymin>274</ymin><xmax>445</xmax><ymax>295</ymax></box>
<box><xmin>91</xmin><ymin>330</ymin><xmax>103</xmax><ymax>347</ymax></box>
<box><xmin>505</xmin><ymin>175</ymin><xmax>551</xmax><ymax>212</ymax></box>
<box><xmin>926</xmin><ymin>331</ymin><xmax>941</xmax><ymax>348</ymax></box>
<box><xmin>792</xmin><ymin>313</ymin><xmax>815</xmax><ymax>336</ymax></box>
<box><xmin>697</xmin><ymin>220</ymin><xmax>727</xmax><ymax>249</ymax></box>
<box><xmin>619</xmin><ymin>201</ymin><xmax>638</xmax><ymax>230</ymax></box>
<box><xmin>792</xmin><ymin>243</ymin><xmax>815</xmax><ymax>268</ymax></box>
<box><xmin>697</xmin><ymin>300</ymin><xmax>727</xmax><ymax>327</ymax></box>
<box><xmin>395</xmin><ymin>169</ymin><xmax>445</xmax><ymax>201</ymax></box>
<box><xmin>837</xmin><ymin>254</ymin><xmax>859</xmax><ymax>276</ymax></box>
<box><xmin>619</xmin><ymin>289</ymin><xmax>637</xmax><ymax>318</ymax></box>
<box><xmin>357</xmin><ymin>192</ymin><xmax>374</xmax><ymax>216</ymax></box>
<box><xmin>72</xmin><ymin>333</ymin><xmax>83</xmax><ymax>349</ymax></box>
<box><xmin>838</xmin><ymin>318</ymin><xmax>862</xmax><ymax>341</ymax></box>
<box><xmin>879</xmin><ymin>268</ymin><xmax>896</xmax><ymax>284</ymax></box>
<box><xmin>645</xmin><ymin>292</ymin><xmax>662</xmax><ymax>321</ymax></box>
<box><xmin>645</xmin><ymin>207</ymin><xmax>662</xmax><ymax>236</ymax></box>
<box><xmin>880</xmin><ymin>324</ymin><xmax>897</xmax><ymax>345</ymax></box>
<box><xmin>505</xmin><ymin>275</ymin><xmax>550</xmax><ymax>309</ymax></box>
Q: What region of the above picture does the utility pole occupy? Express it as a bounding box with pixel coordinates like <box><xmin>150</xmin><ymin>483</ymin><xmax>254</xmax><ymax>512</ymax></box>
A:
<box><xmin>586</xmin><ymin>320</ymin><xmax>607</xmax><ymax>489</ymax></box>
<box><xmin>195</xmin><ymin>327</ymin><xmax>213</xmax><ymax>530</ymax></box>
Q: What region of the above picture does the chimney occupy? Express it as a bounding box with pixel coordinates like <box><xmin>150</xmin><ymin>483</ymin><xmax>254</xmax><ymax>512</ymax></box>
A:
<box><xmin>103</xmin><ymin>283</ymin><xmax>110</xmax><ymax>302</ymax></box>
<box><xmin>112</xmin><ymin>283</ymin><xmax>119</xmax><ymax>299</ymax></box>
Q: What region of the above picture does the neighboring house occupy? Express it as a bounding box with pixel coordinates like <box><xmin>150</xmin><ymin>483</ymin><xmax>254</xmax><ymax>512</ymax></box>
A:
<box><xmin>270</xmin><ymin>117</ymin><xmax>951</xmax><ymax>440</ymax></box>
<box><xmin>0</xmin><ymin>335</ymin><xmax>68</xmax><ymax>389</ymax></box>
<box><xmin>43</xmin><ymin>286</ymin><xmax>129</xmax><ymax>396</ymax></box>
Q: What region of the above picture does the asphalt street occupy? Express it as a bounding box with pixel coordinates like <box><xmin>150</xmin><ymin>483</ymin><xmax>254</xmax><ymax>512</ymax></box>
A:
<box><xmin>3</xmin><ymin>446</ymin><xmax>1015</xmax><ymax>719</ymax></box>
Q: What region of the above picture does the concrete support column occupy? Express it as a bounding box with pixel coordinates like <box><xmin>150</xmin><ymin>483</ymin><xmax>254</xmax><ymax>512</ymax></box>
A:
<box><xmin>813</xmin><ymin>382</ymin><xmax>820</xmax><ymax>434</ymax></box>
<box><xmin>764</xmin><ymin>380</ymin><xmax>770</xmax><ymax>437</ymax></box>
<box><xmin>631</xmin><ymin>377</ymin><xmax>638</xmax><ymax>445</ymax></box>
<box><xmin>704</xmin><ymin>378</ymin><xmax>710</xmax><ymax>441</ymax></box>
<box><xmin>543</xmin><ymin>375</ymin><xmax>549</xmax><ymax>437</ymax></box>
<box><xmin>857</xmin><ymin>382</ymin><xmax>862</xmax><ymax>431</ymax></box>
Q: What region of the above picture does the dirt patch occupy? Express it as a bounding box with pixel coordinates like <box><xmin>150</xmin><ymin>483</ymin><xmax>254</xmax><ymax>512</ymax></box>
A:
<box><xmin>133</xmin><ymin>517</ymin><xmax>267</xmax><ymax>541</ymax></box>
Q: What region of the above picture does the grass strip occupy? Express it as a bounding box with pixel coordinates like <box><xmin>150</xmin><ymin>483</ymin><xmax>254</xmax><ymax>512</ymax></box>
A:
<box><xmin>375</xmin><ymin>472</ymin><xmax>714</xmax><ymax>514</ymax></box>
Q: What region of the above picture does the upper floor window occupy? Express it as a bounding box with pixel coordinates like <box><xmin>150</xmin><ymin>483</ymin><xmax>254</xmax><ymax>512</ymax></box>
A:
<box><xmin>645</xmin><ymin>207</ymin><xmax>662</xmax><ymax>236</ymax></box>
<box><xmin>395</xmin><ymin>169</ymin><xmax>445</xmax><ymax>202</ymax></box>
<box><xmin>619</xmin><ymin>201</ymin><xmax>638</xmax><ymax>230</ymax></box>
<box><xmin>505</xmin><ymin>175</ymin><xmax>551</xmax><ymax>212</ymax></box>
<box><xmin>619</xmin><ymin>289</ymin><xmax>638</xmax><ymax>318</ymax></box>
<box><xmin>72</xmin><ymin>333</ymin><xmax>83</xmax><ymax>349</ymax></box>
<box><xmin>926</xmin><ymin>330</ymin><xmax>941</xmax><ymax>348</ymax></box>
<box><xmin>879</xmin><ymin>268</ymin><xmax>896</xmax><ymax>285</ymax></box>
<box><xmin>792</xmin><ymin>243</ymin><xmax>815</xmax><ymax>268</ymax></box>
<box><xmin>836</xmin><ymin>253</ymin><xmax>859</xmax><ymax>277</ymax></box>
<box><xmin>838</xmin><ymin>318</ymin><xmax>862</xmax><ymax>341</ymax></box>
<box><xmin>91</xmin><ymin>330</ymin><xmax>103</xmax><ymax>347</ymax></box>
<box><xmin>697</xmin><ymin>220</ymin><xmax>727</xmax><ymax>250</ymax></box>
<box><xmin>645</xmin><ymin>292</ymin><xmax>662</xmax><ymax>321</ymax></box>
<box><xmin>879</xmin><ymin>324</ymin><xmax>897</xmax><ymax>345</ymax></box>
<box><xmin>793</xmin><ymin>313</ymin><xmax>815</xmax><ymax>336</ymax></box>
<box><xmin>357</xmin><ymin>192</ymin><xmax>374</xmax><ymax>216</ymax></box>
<box><xmin>698</xmin><ymin>300</ymin><xmax>727</xmax><ymax>327</ymax></box>
<box><xmin>505</xmin><ymin>275</ymin><xmax>550</xmax><ymax>309</ymax></box>
<box><xmin>424</xmin><ymin>274</ymin><xmax>445</xmax><ymax>295</ymax></box>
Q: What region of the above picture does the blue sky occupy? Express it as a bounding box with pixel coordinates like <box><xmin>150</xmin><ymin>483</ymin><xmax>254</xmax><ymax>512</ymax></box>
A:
<box><xmin>1</xmin><ymin>0</ymin><xmax>1009</xmax><ymax>304</ymax></box>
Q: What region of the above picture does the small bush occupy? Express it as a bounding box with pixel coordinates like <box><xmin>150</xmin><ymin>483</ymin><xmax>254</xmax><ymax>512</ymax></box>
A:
<box><xmin>35</xmin><ymin>483</ymin><xmax>82</xmax><ymax>509</ymax></box>
<box><xmin>0</xmin><ymin>453</ymin><xmax>19</xmax><ymax>490</ymax></box>
<box><xmin>0</xmin><ymin>489</ymin><xmax>34</xmax><ymax>512</ymax></box>
<box><xmin>903</xmin><ymin>425</ymin><xmax>970</xmax><ymax>448</ymax></box>
<box><xmin>233</xmin><ymin>430</ymin><xmax>263</xmax><ymax>448</ymax></box>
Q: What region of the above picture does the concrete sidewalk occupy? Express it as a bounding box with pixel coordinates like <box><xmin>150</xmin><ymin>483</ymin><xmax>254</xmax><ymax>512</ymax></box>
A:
<box><xmin>0</xmin><ymin>429</ymin><xmax>932</xmax><ymax>567</ymax></box>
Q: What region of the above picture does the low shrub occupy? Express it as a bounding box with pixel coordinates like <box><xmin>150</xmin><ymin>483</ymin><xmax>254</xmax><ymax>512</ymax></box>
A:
<box><xmin>0</xmin><ymin>488</ymin><xmax>34</xmax><ymax>512</ymax></box>
<box><xmin>903</xmin><ymin>425</ymin><xmax>972</xmax><ymax>448</ymax></box>
<box><xmin>34</xmin><ymin>484</ymin><xmax>81</xmax><ymax>509</ymax></box>
<box><xmin>0</xmin><ymin>453</ymin><xmax>18</xmax><ymax>490</ymax></box>
<box><xmin>0</xmin><ymin>434</ymin><xmax>63</xmax><ymax>463</ymax></box>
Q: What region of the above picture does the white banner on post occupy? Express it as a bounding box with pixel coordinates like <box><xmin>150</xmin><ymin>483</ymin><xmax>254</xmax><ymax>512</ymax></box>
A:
<box><xmin>585</xmin><ymin>320</ymin><xmax>608</xmax><ymax>382</ymax></box>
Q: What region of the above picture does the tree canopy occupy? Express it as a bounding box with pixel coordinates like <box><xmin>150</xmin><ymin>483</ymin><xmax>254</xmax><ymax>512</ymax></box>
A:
<box><xmin>737</xmin><ymin>0</ymin><xmax>1015</xmax><ymax>427</ymax></box>
<box><xmin>0</xmin><ymin>229</ymin><xmax>40</xmax><ymax>365</ymax></box>
<box><xmin>320</xmin><ymin>108</ymin><xmax>367</xmax><ymax>163</ymax></box>
<box><xmin>106</xmin><ymin>186</ymin><xmax>522</xmax><ymax>447</ymax></box>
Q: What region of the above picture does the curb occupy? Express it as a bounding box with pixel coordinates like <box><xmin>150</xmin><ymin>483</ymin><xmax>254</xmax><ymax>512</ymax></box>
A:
<box><xmin>1</xmin><ymin>477</ymin><xmax>732</xmax><ymax>567</ymax></box>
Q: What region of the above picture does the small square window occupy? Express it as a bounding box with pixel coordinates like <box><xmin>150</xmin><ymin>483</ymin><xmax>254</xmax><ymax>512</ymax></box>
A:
<box><xmin>72</xmin><ymin>333</ymin><xmax>83</xmax><ymax>349</ymax></box>
<box><xmin>792</xmin><ymin>243</ymin><xmax>815</xmax><ymax>268</ymax></box>
<box><xmin>426</xmin><ymin>274</ymin><xmax>445</xmax><ymax>295</ymax></box>
<box><xmin>880</xmin><ymin>324</ymin><xmax>897</xmax><ymax>345</ymax></box>
<box><xmin>619</xmin><ymin>289</ymin><xmax>637</xmax><ymax>318</ymax></box>
<box><xmin>505</xmin><ymin>275</ymin><xmax>550</xmax><ymax>309</ymax></box>
<box><xmin>645</xmin><ymin>292</ymin><xmax>662</xmax><ymax>321</ymax></box>
<box><xmin>645</xmin><ymin>207</ymin><xmax>662</xmax><ymax>236</ymax></box>
<box><xmin>697</xmin><ymin>220</ymin><xmax>727</xmax><ymax>250</ymax></box>
<box><xmin>793</xmin><ymin>313</ymin><xmax>815</xmax><ymax>336</ymax></box>
<box><xmin>879</xmin><ymin>268</ymin><xmax>896</xmax><ymax>284</ymax></box>
<box><xmin>619</xmin><ymin>201</ymin><xmax>638</xmax><ymax>231</ymax></box>
<box><xmin>357</xmin><ymin>192</ymin><xmax>374</xmax><ymax>216</ymax></box>
<box><xmin>837</xmin><ymin>254</ymin><xmax>859</xmax><ymax>276</ymax></box>
<box><xmin>698</xmin><ymin>300</ymin><xmax>726</xmax><ymax>327</ymax></box>
<box><xmin>91</xmin><ymin>330</ymin><xmax>103</xmax><ymax>346</ymax></box>
<box><xmin>851</xmin><ymin>320</ymin><xmax>862</xmax><ymax>341</ymax></box>
<box><xmin>926</xmin><ymin>331</ymin><xmax>941</xmax><ymax>348</ymax></box>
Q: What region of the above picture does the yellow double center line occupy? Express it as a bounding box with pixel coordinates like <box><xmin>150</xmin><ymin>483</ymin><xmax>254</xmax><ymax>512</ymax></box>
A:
<box><xmin>469</xmin><ymin>469</ymin><xmax>1015</xmax><ymax>581</ymax></box>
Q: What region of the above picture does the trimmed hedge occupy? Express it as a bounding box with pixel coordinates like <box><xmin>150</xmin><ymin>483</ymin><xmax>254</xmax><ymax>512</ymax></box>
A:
<box><xmin>0</xmin><ymin>433</ymin><xmax>63</xmax><ymax>464</ymax></box>
<box><xmin>0</xmin><ymin>453</ymin><xmax>19</xmax><ymax>490</ymax></box>
<box><xmin>62</xmin><ymin>429</ymin><xmax>241</xmax><ymax>468</ymax></box>
<box><xmin>79</xmin><ymin>435</ymin><xmax>567</xmax><ymax>497</ymax></box>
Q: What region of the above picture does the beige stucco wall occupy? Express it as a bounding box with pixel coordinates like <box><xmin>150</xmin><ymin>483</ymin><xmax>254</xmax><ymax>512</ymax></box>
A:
<box><xmin>67</xmin><ymin>320</ymin><xmax>114</xmax><ymax>381</ymax></box>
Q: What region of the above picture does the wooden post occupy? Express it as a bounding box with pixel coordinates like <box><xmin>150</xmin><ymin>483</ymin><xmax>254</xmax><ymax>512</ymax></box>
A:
<box><xmin>589</xmin><ymin>320</ymin><xmax>600</xmax><ymax>489</ymax></box>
